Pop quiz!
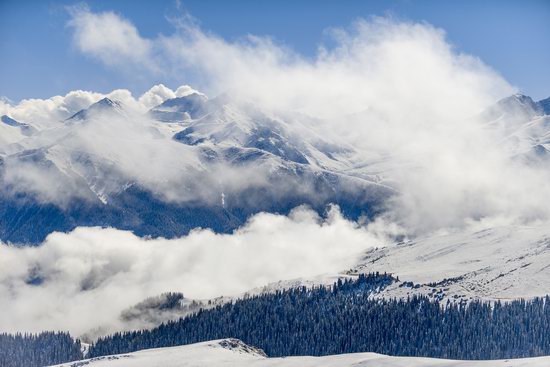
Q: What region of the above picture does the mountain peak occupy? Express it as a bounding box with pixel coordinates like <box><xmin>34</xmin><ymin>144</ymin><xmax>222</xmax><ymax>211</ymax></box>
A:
<box><xmin>149</xmin><ymin>93</ymin><xmax>209</xmax><ymax>122</ymax></box>
<box><xmin>491</xmin><ymin>93</ymin><xmax>544</xmax><ymax>119</ymax></box>
<box><xmin>94</xmin><ymin>97</ymin><xmax>121</xmax><ymax>108</ymax></box>
<box><xmin>66</xmin><ymin>97</ymin><xmax>123</xmax><ymax>122</ymax></box>
<box><xmin>1</xmin><ymin>114</ymin><xmax>37</xmax><ymax>135</ymax></box>
<box><xmin>1</xmin><ymin>114</ymin><xmax>21</xmax><ymax>127</ymax></box>
<box><xmin>160</xmin><ymin>93</ymin><xmax>207</xmax><ymax>107</ymax></box>
<box><xmin>502</xmin><ymin>94</ymin><xmax>536</xmax><ymax>106</ymax></box>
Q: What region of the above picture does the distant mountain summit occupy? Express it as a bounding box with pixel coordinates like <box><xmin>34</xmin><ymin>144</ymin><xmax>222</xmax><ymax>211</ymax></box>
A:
<box><xmin>66</xmin><ymin>97</ymin><xmax>124</xmax><ymax>122</ymax></box>
<box><xmin>488</xmin><ymin>93</ymin><xmax>550</xmax><ymax>119</ymax></box>
<box><xmin>1</xmin><ymin>114</ymin><xmax>36</xmax><ymax>136</ymax></box>
<box><xmin>149</xmin><ymin>93</ymin><xmax>209</xmax><ymax>122</ymax></box>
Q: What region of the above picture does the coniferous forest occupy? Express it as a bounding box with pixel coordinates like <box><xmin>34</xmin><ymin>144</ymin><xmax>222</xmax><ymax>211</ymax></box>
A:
<box><xmin>89</xmin><ymin>273</ymin><xmax>550</xmax><ymax>360</ymax></box>
<box><xmin>0</xmin><ymin>331</ymin><xmax>82</xmax><ymax>367</ymax></box>
<box><xmin>3</xmin><ymin>273</ymin><xmax>550</xmax><ymax>367</ymax></box>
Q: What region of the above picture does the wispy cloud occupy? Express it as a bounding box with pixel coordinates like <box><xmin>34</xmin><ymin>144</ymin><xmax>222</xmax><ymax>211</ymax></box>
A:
<box><xmin>67</xmin><ymin>4</ymin><xmax>155</xmax><ymax>71</ymax></box>
<box><xmin>66</xmin><ymin>8</ymin><xmax>512</xmax><ymax>118</ymax></box>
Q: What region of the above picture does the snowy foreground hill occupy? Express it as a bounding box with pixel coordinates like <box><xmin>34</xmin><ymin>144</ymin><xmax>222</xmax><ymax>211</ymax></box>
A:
<box><xmin>52</xmin><ymin>339</ymin><xmax>550</xmax><ymax>367</ymax></box>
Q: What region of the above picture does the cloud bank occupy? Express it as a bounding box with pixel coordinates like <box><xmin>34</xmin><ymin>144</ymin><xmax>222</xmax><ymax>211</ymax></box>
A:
<box><xmin>0</xmin><ymin>206</ymin><xmax>390</xmax><ymax>337</ymax></box>
<box><xmin>67</xmin><ymin>7</ymin><xmax>512</xmax><ymax>118</ymax></box>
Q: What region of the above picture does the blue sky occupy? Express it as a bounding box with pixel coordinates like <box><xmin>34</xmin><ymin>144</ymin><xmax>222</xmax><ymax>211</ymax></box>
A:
<box><xmin>1</xmin><ymin>0</ymin><xmax>549</xmax><ymax>102</ymax></box>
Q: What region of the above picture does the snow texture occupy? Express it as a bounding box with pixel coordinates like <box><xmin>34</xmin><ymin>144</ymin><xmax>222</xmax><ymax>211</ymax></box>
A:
<box><xmin>51</xmin><ymin>339</ymin><xmax>550</xmax><ymax>367</ymax></box>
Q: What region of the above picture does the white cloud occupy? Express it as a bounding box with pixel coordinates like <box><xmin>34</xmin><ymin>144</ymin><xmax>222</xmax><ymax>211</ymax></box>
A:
<box><xmin>0</xmin><ymin>90</ymin><xmax>103</xmax><ymax>127</ymax></box>
<box><xmin>67</xmin><ymin>11</ymin><xmax>511</xmax><ymax>119</ymax></box>
<box><xmin>0</xmin><ymin>206</ymin><xmax>390</xmax><ymax>338</ymax></box>
<box><xmin>63</xmin><ymin>8</ymin><xmax>512</xmax><ymax>119</ymax></box>
<box><xmin>4</xmin><ymin>9</ymin><xmax>548</xmax><ymax>232</ymax></box>
<box><xmin>138</xmin><ymin>84</ymin><xmax>176</xmax><ymax>110</ymax></box>
<box><xmin>67</xmin><ymin>5</ymin><xmax>154</xmax><ymax>70</ymax></box>
<box><xmin>175</xmin><ymin>84</ymin><xmax>204</xmax><ymax>97</ymax></box>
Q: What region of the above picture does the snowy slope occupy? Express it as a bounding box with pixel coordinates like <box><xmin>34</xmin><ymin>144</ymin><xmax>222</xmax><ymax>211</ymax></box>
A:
<box><xmin>481</xmin><ymin>94</ymin><xmax>550</xmax><ymax>158</ymax></box>
<box><xmin>106</xmin><ymin>220</ymin><xmax>550</xmax><ymax>334</ymax></box>
<box><xmin>354</xmin><ymin>221</ymin><xmax>550</xmax><ymax>301</ymax></box>
<box><xmin>51</xmin><ymin>339</ymin><xmax>550</xmax><ymax>367</ymax></box>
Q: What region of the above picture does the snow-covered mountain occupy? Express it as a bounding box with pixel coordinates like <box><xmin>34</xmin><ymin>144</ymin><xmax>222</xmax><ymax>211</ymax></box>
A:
<box><xmin>0</xmin><ymin>88</ymin><xmax>391</xmax><ymax>244</ymax></box>
<box><xmin>4</xmin><ymin>88</ymin><xmax>550</xmax><ymax>367</ymax></box>
<box><xmin>1</xmin><ymin>87</ymin><xmax>550</xmax><ymax>251</ymax></box>
<box><xmin>51</xmin><ymin>338</ymin><xmax>550</xmax><ymax>367</ymax></box>
<box><xmin>0</xmin><ymin>115</ymin><xmax>36</xmax><ymax>152</ymax></box>
<box><xmin>481</xmin><ymin>94</ymin><xmax>550</xmax><ymax>159</ymax></box>
<box><xmin>81</xmin><ymin>220</ymin><xmax>550</xmax><ymax>336</ymax></box>
<box><xmin>149</xmin><ymin>92</ymin><xmax>208</xmax><ymax>122</ymax></box>
<box><xmin>66</xmin><ymin>97</ymin><xmax>126</xmax><ymax>122</ymax></box>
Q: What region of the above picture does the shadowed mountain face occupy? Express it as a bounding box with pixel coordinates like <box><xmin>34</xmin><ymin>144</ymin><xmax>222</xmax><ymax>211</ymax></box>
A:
<box><xmin>1</xmin><ymin>115</ymin><xmax>36</xmax><ymax>136</ymax></box>
<box><xmin>0</xmin><ymin>172</ymin><xmax>387</xmax><ymax>244</ymax></box>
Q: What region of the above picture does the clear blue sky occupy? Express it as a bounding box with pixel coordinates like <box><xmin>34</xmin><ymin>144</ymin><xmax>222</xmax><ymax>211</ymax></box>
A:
<box><xmin>1</xmin><ymin>0</ymin><xmax>549</xmax><ymax>102</ymax></box>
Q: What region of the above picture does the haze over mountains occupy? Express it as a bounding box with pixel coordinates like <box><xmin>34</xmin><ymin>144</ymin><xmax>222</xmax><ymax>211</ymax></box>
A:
<box><xmin>1</xmin><ymin>85</ymin><xmax>550</xmax><ymax>244</ymax></box>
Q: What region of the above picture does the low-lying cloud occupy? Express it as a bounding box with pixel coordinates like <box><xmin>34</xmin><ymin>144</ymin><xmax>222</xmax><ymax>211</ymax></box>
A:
<box><xmin>0</xmin><ymin>206</ymin><xmax>391</xmax><ymax>338</ymax></box>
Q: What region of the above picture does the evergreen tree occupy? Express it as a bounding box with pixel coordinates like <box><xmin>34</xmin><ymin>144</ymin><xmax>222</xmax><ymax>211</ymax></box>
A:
<box><xmin>88</xmin><ymin>273</ymin><xmax>550</xmax><ymax>360</ymax></box>
<box><xmin>0</xmin><ymin>331</ymin><xmax>82</xmax><ymax>367</ymax></box>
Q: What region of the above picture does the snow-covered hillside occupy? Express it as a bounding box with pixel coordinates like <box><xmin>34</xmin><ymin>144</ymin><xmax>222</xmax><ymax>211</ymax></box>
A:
<box><xmin>51</xmin><ymin>339</ymin><xmax>550</xmax><ymax>367</ymax></box>
<box><xmin>356</xmin><ymin>221</ymin><xmax>550</xmax><ymax>301</ymax></box>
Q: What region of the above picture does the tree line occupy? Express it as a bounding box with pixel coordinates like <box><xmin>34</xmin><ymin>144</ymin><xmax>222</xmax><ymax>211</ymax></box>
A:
<box><xmin>4</xmin><ymin>272</ymin><xmax>550</xmax><ymax>366</ymax></box>
<box><xmin>89</xmin><ymin>273</ymin><xmax>550</xmax><ymax>360</ymax></box>
<box><xmin>0</xmin><ymin>331</ymin><xmax>82</xmax><ymax>367</ymax></box>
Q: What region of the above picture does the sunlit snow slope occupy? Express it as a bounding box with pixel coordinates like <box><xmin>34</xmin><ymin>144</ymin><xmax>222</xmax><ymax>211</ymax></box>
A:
<box><xmin>356</xmin><ymin>221</ymin><xmax>550</xmax><ymax>301</ymax></box>
<box><xmin>51</xmin><ymin>339</ymin><xmax>550</xmax><ymax>367</ymax></box>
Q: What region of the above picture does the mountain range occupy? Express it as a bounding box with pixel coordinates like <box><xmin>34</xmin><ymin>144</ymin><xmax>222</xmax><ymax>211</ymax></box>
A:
<box><xmin>1</xmin><ymin>89</ymin><xmax>393</xmax><ymax>244</ymax></box>
<box><xmin>2</xmin><ymin>89</ymin><xmax>549</xmax><ymax>245</ymax></box>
